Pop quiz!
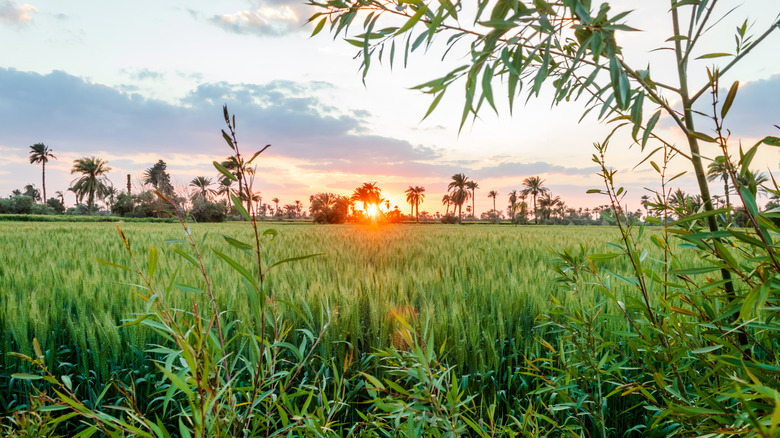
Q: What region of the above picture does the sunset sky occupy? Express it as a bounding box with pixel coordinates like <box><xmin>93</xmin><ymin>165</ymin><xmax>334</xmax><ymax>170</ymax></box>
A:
<box><xmin>1</xmin><ymin>0</ymin><xmax>778</xmax><ymax>215</ymax></box>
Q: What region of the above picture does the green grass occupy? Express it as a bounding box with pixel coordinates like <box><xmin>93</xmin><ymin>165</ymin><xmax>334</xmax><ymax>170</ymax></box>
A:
<box><xmin>0</xmin><ymin>222</ymin><xmax>677</xmax><ymax>383</ymax></box>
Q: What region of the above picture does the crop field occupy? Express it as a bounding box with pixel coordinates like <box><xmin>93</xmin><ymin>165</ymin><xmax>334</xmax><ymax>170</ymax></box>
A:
<box><xmin>1</xmin><ymin>222</ymin><xmax>677</xmax><ymax>383</ymax></box>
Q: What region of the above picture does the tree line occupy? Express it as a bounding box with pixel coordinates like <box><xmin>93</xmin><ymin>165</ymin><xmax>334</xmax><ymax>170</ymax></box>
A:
<box><xmin>8</xmin><ymin>142</ymin><xmax>775</xmax><ymax>225</ymax></box>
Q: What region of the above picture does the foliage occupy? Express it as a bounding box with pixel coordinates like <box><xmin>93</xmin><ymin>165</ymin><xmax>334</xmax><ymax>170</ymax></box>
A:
<box><xmin>70</xmin><ymin>157</ymin><xmax>112</xmax><ymax>215</ymax></box>
<box><xmin>308</xmin><ymin>0</ymin><xmax>780</xmax><ymax>435</ymax></box>
<box><xmin>189</xmin><ymin>199</ymin><xmax>227</xmax><ymax>222</ymax></box>
<box><xmin>309</xmin><ymin>192</ymin><xmax>351</xmax><ymax>224</ymax></box>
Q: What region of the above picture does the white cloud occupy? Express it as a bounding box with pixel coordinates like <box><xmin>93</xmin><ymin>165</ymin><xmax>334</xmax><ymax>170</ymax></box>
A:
<box><xmin>0</xmin><ymin>0</ymin><xmax>36</xmax><ymax>24</ymax></box>
<box><xmin>207</xmin><ymin>0</ymin><xmax>308</xmax><ymax>37</ymax></box>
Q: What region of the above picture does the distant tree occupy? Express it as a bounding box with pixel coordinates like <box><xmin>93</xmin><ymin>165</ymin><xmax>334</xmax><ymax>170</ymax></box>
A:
<box><xmin>105</xmin><ymin>186</ymin><xmax>118</xmax><ymax>206</ymax></box>
<box><xmin>447</xmin><ymin>173</ymin><xmax>470</xmax><ymax>224</ymax></box>
<box><xmin>143</xmin><ymin>160</ymin><xmax>174</xmax><ymax>197</ymax></box>
<box><xmin>70</xmin><ymin>157</ymin><xmax>111</xmax><ymax>215</ymax></box>
<box><xmin>706</xmin><ymin>156</ymin><xmax>732</xmax><ymax>215</ymax></box>
<box><xmin>488</xmin><ymin>190</ymin><xmax>498</xmax><ymax>222</ymax></box>
<box><xmin>404</xmin><ymin>185</ymin><xmax>426</xmax><ymax>222</ymax></box>
<box><xmin>309</xmin><ymin>192</ymin><xmax>351</xmax><ymax>224</ymax></box>
<box><xmin>23</xmin><ymin>184</ymin><xmax>41</xmax><ymax>202</ymax></box>
<box><xmin>465</xmin><ymin>180</ymin><xmax>479</xmax><ymax>219</ymax></box>
<box><xmin>507</xmin><ymin>189</ymin><xmax>518</xmax><ymax>222</ymax></box>
<box><xmin>190</xmin><ymin>176</ymin><xmax>215</xmax><ymax>202</ymax></box>
<box><xmin>271</xmin><ymin>197</ymin><xmax>280</xmax><ymax>217</ymax></box>
<box><xmin>28</xmin><ymin>143</ymin><xmax>56</xmax><ymax>204</ymax></box>
<box><xmin>640</xmin><ymin>194</ymin><xmax>651</xmax><ymax>218</ymax></box>
<box><xmin>441</xmin><ymin>194</ymin><xmax>451</xmax><ymax>215</ymax></box>
<box><xmin>522</xmin><ymin>176</ymin><xmax>548</xmax><ymax>224</ymax></box>
<box><xmin>351</xmin><ymin>182</ymin><xmax>383</xmax><ymax>214</ymax></box>
<box><xmin>538</xmin><ymin>192</ymin><xmax>562</xmax><ymax>220</ymax></box>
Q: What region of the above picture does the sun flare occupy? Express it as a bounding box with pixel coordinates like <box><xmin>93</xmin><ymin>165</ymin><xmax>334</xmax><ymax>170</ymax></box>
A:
<box><xmin>365</xmin><ymin>204</ymin><xmax>378</xmax><ymax>218</ymax></box>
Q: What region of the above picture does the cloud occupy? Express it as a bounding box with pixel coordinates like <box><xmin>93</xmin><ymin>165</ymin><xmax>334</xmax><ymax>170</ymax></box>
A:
<box><xmin>721</xmin><ymin>74</ymin><xmax>780</xmax><ymax>138</ymax></box>
<box><xmin>206</xmin><ymin>0</ymin><xmax>309</xmax><ymax>37</ymax></box>
<box><xmin>0</xmin><ymin>67</ymin><xmax>440</xmax><ymax>178</ymax></box>
<box><xmin>0</xmin><ymin>67</ymin><xmax>611</xmax><ymax>210</ymax></box>
<box><xmin>0</xmin><ymin>0</ymin><xmax>36</xmax><ymax>24</ymax></box>
<box><xmin>122</xmin><ymin>68</ymin><xmax>165</xmax><ymax>81</ymax></box>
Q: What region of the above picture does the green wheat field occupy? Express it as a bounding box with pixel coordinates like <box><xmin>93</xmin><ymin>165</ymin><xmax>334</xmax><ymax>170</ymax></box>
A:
<box><xmin>1</xmin><ymin>222</ymin><xmax>680</xmax><ymax>382</ymax></box>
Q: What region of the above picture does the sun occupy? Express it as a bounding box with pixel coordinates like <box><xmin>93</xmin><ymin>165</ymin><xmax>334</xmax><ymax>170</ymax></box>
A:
<box><xmin>365</xmin><ymin>204</ymin><xmax>378</xmax><ymax>218</ymax></box>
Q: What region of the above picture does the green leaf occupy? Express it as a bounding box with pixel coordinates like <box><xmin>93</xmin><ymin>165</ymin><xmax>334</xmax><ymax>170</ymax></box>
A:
<box><xmin>642</xmin><ymin>110</ymin><xmax>661</xmax><ymax>149</ymax></box>
<box><xmin>721</xmin><ymin>81</ymin><xmax>739</xmax><ymax>118</ymax></box>
<box><xmin>230</xmin><ymin>194</ymin><xmax>251</xmax><ymax>221</ymax></box>
<box><xmin>589</xmin><ymin>253</ymin><xmax>620</xmax><ymax>261</ymax></box>
<box><xmin>268</xmin><ymin>253</ymin><xmax>324</xmax><ymax>271</ymax></box>
<box><xmin>762</xmin><ymin>136</ymin><xmax>780</xmax><ymax>146</ymax></box>
<box><xmin>155</xmin><ymin>363</ymin><xmax>194</xmax><ymax>398</ymax></box>
<box><xmin>310</xmin><ymin>17</ymin><xmax>327</xmax><ymax>37</ymax></box>
<box><xmin>213</xmin><ymin>249</ymin><xmax>257</xmax><ymax>287</ymax></box>
<box><xmin>691</xmin><ymin>345</ymin><xmax>724</xmax><ymax>354</ymax></box>
<box><xmin>740</xmin><ymin>185</ymin><xmax>758</xmax><ymax>218</ymax></box>
<box><xmin>395</xmin><ymin>5</ymin><xmax>428</xmax><ymax>35</ymax></box>
<box><xmin>213</xmin><ymin>161</ymin><xmax>237</xmax><ymax>182</ymax></box>
<box><xmin>11</xmin><ymin>373</ymin><xmax>42</xmax><ymax>380</ymax></box>
<box><xmin>695</xmin><ymin>52</ymin><xmax>732</xmax><ymax>59</ymax></box>
<box><xmin>689</xmin><ymin>131</ymin><xmax>717</xmax><ymax>143</ymax></box>
<box><xmin>222</xmin><ymin>235</ymin><xmax>253</xmax><ymax>251</ymax></box>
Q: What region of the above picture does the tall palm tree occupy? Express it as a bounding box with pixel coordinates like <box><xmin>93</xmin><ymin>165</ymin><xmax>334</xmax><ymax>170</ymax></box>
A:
<box><xmin>465</xmin><ymin>180</ymin><xmax>479</xmax><ymax>219</ymax></box>
<box><xmin>488</xmin><ymin>190</ymin><xmax>498</xmax><ymax>215</ymax></box>
<box><xmin>272</xmin><ymin>197</ymin><xmax>280</xmax><ymax>216</ymax></box>
<box><xmin>29</xmin><ymin>143</ymin><xmax>56</xmax><ymax>203</ymax></box>
<box><xmin>70</xmin><ymin>157</ymin><xmax>111</xmax><ymax>215</ymax></box>
<box><xmin>404</xmin><ymin>186</ymin><xmax>426</xmax><ymax>222</ymax></box>
<box><xmin>507</xmin><ymin>189</ymin><xmax>518</xmax><ymax>222</ymax></box>
<box><xmin>706</xmin><ymin>156</ymin><xmax>732</xmax><ymax>213</ymax></box>
<box><xmin>190</xmin><ymin>176</ymin><xmax>215</xmax><ymax>202</ymax></box>
<box><xmin>447</xmin><ymin>173</ymin><xmax>471</xmax><ymax>224</ymax></box>
<box><xmin>441</xmin><ymin>194</ymin><xmax>451</xmax><ymax>215</ymax></box>
<box><xmin>351</xmin><ymin>182</ymin><xmax>382</xmax><ymax>213</ymax></box>
<box><xmin>522</xmin><ymin>176</ymin><xmax>548</xmax><ymax>224</ymax></box>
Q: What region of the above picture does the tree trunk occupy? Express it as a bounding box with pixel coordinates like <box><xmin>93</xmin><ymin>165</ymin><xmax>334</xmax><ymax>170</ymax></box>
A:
<box><xmin>41</xmin><ymin>163</ymin><xmax>46</xmax><ymax>204</ymax></box>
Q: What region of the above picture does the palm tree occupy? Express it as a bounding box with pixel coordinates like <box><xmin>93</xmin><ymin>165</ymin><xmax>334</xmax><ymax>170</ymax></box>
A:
<box><xmin>465</xmin><ymin>180</ymin><xmax>479</xmax><ymax>219</ymax></box>
<box><xmin>640</xmin><ymin>194</ymin><xmax>650</xmax><ymax>218</ymax></box>
<box><xmin>522</xmin><ymin>176</ymin><xmax>548</xmax><ymax>224</ymax></box>
<box><xmin>29</xmin><ymin>143</ymin><xmax>56</xmax><ymax>203</ymax></box>
<box><xmin>272</xmin><ymin>197</ymin><xmax>280</xmax><ymax>216</ymax></box>
<box><xmin>447</xmin><ymin>173</ymin><xmax>471</xmax><ymax>224</ymax></box>
<box><xmin>70</xmin><ymin>157</ymin><xmax>111</xmax><ymax>215</ymax></box>
<box><xmin>488</xmin><ymin>190</ymin><xmax>498</xmax><ymax>219</ymax></box>
<box><xmin>706</xmin><ymin>156</ymin><xmax>732</xmax><ymax>214</ymax></box>
<box><xmin>507</xmin><ymin>189</ymin><xmax>518</xmax><ymax>222</ymax></box>
<box><xmin>23</xmin><ymin>184</ymin><xmax>41</xmax><ymax>201</ymax></box>
<box><xmin>351</xmin><ymin>182</ymin><xmax>382</xmax><ymax>214</ymax></box>
<box><xmin>190</xmin><ymin>176</ymin><xmax>215</xmax><ymax>202</ymax></box>
<box><xmin>441</xmin><ymin>194</ymin><xmax>451</xmax><ymax>215</ymax></box>
<box><xmin>404</xmin><ymin>186</ymin><xmax>426</xmax><ymax>222</ymax></box>
<box><xmin>538</xmin><ymin>193</ymin><xmax>561</xmax><ymax>220</ymax></box>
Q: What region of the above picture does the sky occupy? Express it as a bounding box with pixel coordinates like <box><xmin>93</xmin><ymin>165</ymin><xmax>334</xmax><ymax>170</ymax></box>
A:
<box><xmin>0</xmin><ymin>0</ymin><xmax>778</xmax><ymax>215</ymax></box>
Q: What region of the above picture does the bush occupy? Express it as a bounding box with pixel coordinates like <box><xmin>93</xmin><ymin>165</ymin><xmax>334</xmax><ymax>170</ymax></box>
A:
<box><xmin>189</xmin><ymin>199</ymin><xmax>227</xmax><ymax>222</ymax></box>
<box><xmin>45</xmin><ymin>198</ymin><xmax>65</xmax><ymax>214</ymax></box>
<box><xmin>0</xmin><ymin>196</ymin><xmax>35</xmax><ymax>214</ymax></box>
<box><xmin>440</xmin><ymin>213</ymin><xmax>458</xmax><ymax>224</ymax></box>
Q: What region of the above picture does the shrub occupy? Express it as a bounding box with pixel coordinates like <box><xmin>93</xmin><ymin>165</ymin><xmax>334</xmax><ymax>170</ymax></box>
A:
<box><xmin>189</xmin><ymin>199</ymin><xmax>227</xmax><ymax>222</ymax></box>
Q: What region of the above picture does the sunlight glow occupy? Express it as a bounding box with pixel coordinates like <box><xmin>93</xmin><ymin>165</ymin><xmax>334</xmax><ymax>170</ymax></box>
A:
<box><xmin>365</xmin><ymin>204</ymin><xmax>378</xmax><ymax>218</ymax></box>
